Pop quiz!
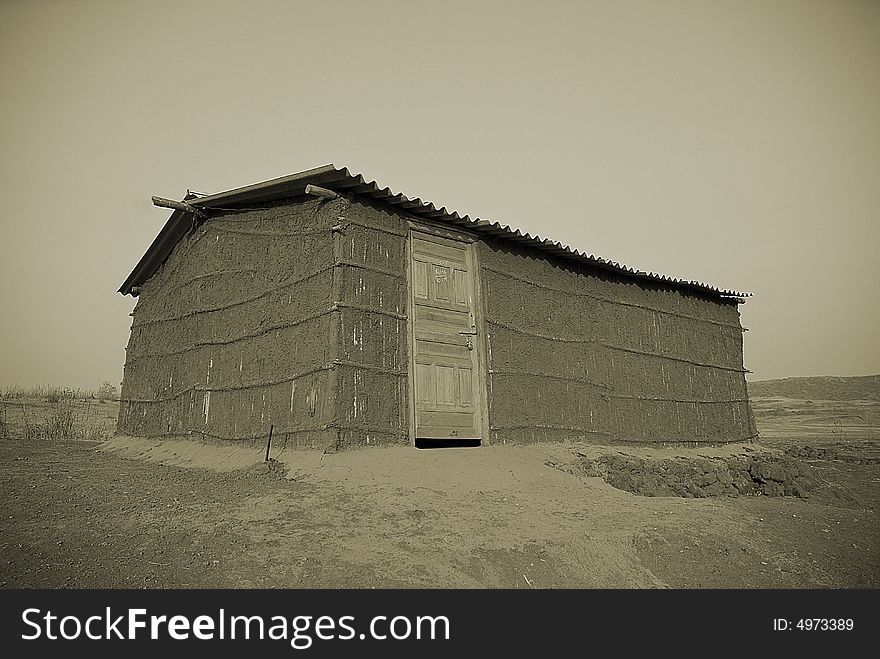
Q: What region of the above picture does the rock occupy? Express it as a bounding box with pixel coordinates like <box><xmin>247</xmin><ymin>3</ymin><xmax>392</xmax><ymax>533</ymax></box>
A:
<box><xmin>749</xmin><ymin>460</ymin><xmax>769</xmax><ymax>483</ymax></box>
<box><xmin>762</xmin><ymin>482</ymin><xmax>785</xmax><ymax>497</ymax></box>
<box><xmin>703</xmin><ymin>481</ymin><xmax>725</xmax><ymax>497</ymax></box>
<box><xmin>685</xmin><ymin>483</ymin><xmax>705</xmax><ymax>498</ymax></box>
<box><xmin>697</xmin><ymin>471</ymin><xmax>719</xmax><ymax>487</ymax></box>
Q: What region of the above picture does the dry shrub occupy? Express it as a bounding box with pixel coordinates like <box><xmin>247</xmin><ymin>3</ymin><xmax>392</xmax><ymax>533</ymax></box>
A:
<box><xmin>23</xmin><ymin>399</ymin><xmax>77</xmax><ymax>440</ymax></box>
<box><xmin>2</xmin><ymin>385</ymin><xmax>91</xmax><ymax>401</ymax></box>
<box><xmin>18</xmin><ymin>398</ymin><xmax>114</xmax><ymax>441</ymax></box>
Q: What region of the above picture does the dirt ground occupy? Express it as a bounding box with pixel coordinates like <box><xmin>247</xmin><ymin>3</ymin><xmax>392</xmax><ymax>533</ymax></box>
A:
<box><xmin>0</xmin><ymin>392</ymin><xmax>877</xmax><ymax>588</ymax></box>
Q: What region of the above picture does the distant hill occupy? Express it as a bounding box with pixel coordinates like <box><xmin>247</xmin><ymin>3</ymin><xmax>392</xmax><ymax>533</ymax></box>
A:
<box><xmin>748</xmin><ymin>375</ymin><xmax>880</xmax><ymax>401</ymax></box>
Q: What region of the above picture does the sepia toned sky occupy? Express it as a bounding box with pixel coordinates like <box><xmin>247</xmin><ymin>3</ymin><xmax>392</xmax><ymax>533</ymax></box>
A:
<box><xmin>1</xmin><ymin>0</ymin><xmax>878</xmax><ymax>390</ymax></box>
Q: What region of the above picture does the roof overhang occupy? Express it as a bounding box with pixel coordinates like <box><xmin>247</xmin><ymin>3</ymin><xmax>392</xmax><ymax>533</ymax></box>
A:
<box><xmin>119</xmin><ymin>164</ymin><xmax>752</xmax><ymax>300</ymax></box>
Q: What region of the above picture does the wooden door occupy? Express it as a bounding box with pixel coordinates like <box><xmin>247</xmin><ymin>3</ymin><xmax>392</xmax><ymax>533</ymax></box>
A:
<box><xmin>409</xmin><ymin>229</ymin><xmax>483</xmax><ymax>440</ymax></box>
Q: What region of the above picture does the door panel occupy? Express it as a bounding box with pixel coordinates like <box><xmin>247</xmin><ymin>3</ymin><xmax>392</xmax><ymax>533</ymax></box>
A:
<box><xmin>410</xmin><ymin>230</ymin><xmax>481</xmax><ymax>440</ymax></box>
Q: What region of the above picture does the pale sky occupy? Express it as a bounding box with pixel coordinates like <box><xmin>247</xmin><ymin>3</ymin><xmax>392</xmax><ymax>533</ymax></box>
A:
<box><xmin>1</xmin><ymin>0</ymin><xmax>878</xmax><ymax>390</ymax></box>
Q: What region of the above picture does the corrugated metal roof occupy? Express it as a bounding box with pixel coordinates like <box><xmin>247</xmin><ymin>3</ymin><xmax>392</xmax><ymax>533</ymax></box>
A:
<box><xmin>119</xmin><ymin>164</ymin><xmax>751</xmax><ymax>300</ymax></box>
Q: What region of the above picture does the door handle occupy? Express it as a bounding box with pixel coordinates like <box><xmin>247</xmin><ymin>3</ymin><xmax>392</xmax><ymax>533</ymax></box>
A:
<box><xmin>460</xmin><ymin>307</ymin><xmax>477</xmax><ymax>350</ymax></box>
<box><xmin>459</xmin><ymin>329</ymin><xmax>477</xmax><ymax>350</ymax></box>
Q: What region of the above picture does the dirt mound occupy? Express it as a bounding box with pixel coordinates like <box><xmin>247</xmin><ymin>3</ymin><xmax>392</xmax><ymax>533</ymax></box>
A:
<box><xmin>566</xmin><ymin>452</ymin><xmax>817</xmax><ymax>498</ymax></box>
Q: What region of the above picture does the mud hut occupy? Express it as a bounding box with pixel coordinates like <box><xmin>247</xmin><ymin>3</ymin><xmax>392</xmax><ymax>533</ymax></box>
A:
<box><xmin>118</xmin><ymin>164</ymin><xmax>756</xmax><ymax>450</ymax></box>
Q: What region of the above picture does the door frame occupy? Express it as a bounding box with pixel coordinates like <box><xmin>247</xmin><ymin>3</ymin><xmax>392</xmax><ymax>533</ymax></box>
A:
<box><xmin>405</xmin><ymin>219</ymin><xmax>491</xmax><ymax>446</ymax></box>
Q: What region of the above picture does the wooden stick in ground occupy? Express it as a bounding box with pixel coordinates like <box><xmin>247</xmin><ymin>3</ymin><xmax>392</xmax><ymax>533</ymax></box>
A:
<box><xmin>265</xmin><ymin>424</ymin><xmax>274</xmax><ymax>461</ymax></box>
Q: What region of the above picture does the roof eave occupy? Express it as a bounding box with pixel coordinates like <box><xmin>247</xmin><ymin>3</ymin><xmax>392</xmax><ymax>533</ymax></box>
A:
<box><xmin>187</xmin><ymin>164</ymin><xmax>344</xmax><ymax>208</ymax></box>
<box><xmin>118</xmin><ymin>192</ymin><xmax>201</xmax><ymax>297</ymax></box>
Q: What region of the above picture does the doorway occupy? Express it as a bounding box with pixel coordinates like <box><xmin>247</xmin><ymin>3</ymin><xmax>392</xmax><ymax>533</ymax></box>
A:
<box><xmin>408</xmin><ymin>227</ymin><xmax>486</xmax><ymax>443</ymax></box>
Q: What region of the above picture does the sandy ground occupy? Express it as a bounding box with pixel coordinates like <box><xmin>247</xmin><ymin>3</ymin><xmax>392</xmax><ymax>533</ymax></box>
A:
<box><xmin>0</xmin><ymin>393</ymin><xmax>877</xmax><ymax>588</ymax></box>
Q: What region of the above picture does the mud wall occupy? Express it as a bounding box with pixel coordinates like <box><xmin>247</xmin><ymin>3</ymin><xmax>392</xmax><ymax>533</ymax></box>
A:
<box><xmin>479</xmin><ymin>239</ymin><xmax>756</xmax><ymax>445</ymax></box>
<box><xmin>119</xmin><ymin>198</ymin><xmax>338</xmax><ymax>449</ymax></box>
<box><xmin>331</xmin><ymin>199</ymin><xmax>409</xmax><ymax>448</ymax></box>
<box><xmin>119</xmin><ymin>192</ymin><xmax>754</xmax><ymax>449</ymax></box>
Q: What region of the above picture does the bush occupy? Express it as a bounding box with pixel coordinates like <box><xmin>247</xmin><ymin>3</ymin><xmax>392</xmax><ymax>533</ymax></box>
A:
<box><xmin>45</xmin><ymin>386</ymin><xmax>79</xmax><ymax>403</ymax></box>
<box><xmin>97</xmin><ymin>381</ymin><xmax>118</xmax><ymax>402</ymax></box>
<box><xmin>23</xmin><ymin>399</ymin><xmax>77</xmax><ymax>440</ymax></box>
